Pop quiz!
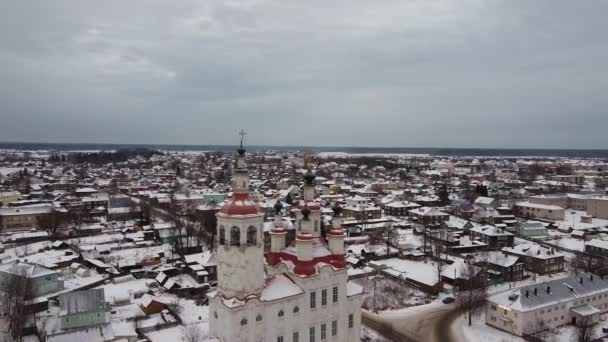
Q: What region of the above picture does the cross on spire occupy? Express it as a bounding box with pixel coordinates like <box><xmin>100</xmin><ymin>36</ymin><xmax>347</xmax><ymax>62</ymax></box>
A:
<box><xmin>239</xmin><ymin>129</ymin><xmax>247</xmax><ymax>149</ymax></box>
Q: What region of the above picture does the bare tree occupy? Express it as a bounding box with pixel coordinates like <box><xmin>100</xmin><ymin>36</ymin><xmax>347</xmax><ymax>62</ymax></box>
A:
<box><xmin>2</xmin><ymin>264</ymin><xmax>32</xmax><ymax>342</ymax></box>
<box><xmin>576</xmin><ymin>316</ymin><xmax>595</xmax><ymax>342</ymax></box>
<box><xmin>37</xmin><ymin>209</ymin><xmax>68</xmax><ymax>237</ymax></box>
<box><xmin>455</xmin><ymin>261</ymin><xmax>487</xmax><ymax>326</ymax></box>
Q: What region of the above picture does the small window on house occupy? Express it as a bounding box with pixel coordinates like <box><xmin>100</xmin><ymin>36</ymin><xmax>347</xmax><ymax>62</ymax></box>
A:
<box><xmin>241</xmin><ymin>318</ymin><xmax>248</xmax><ymax>326</ymax></box>
<box><xmin>293</xmin><ymin>306</ymin><xmax>300</xmax><ymax>314</ymax></box>
<box><xmin>348</xmin><ymin>314</ymin><xmax>354</xmax><ymax>328</ymax></box>
<box><xmin>256</xmin><ymin>314</ymin><xmax>263</xmax><ymax>322</ymax></box>
<box><xmin>278</xmin><ymin>310</ymin><xmax>284</xmax><ymax>317</ymax></box>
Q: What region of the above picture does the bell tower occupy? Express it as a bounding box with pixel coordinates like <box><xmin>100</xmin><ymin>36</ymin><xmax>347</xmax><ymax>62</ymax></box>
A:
<box><xmin>215</xmin><ymin>130</ymin><xmax>265</xmax><ymax>298</ymax></box>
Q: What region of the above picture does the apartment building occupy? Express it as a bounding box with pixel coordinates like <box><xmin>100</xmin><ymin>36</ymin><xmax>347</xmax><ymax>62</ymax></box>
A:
<box><xmin>0</xmin><ymin>191</ymin><xmax>20</xmax><ymax>206</ymax></box>
<box><xmin>514</xmin><ymin>202</ymin><xmax>565</xmax><ymax>221</ymax></box>
<box><xmin>587</xmin><ymin>196</ymin><xmax>608</xmax><ymax>219</ymax></box>
<box><xmin>0</xmin><ymin>205</ymin><xmax>52</xmax><ymax>231</ymax></box>
<box><xmin>502</xmin><ymin>244</ymin><xmax>565</xmax><ymax>275</ymax></box>
<box><xmin>486</xmin><ymin>273</ymin><xmax>608</xmax><ymax>336</ymax></box>
<box><xmin>470</xmin><ymin>225</ymin><xmax>514</xmax><ymax>250</ymax></box>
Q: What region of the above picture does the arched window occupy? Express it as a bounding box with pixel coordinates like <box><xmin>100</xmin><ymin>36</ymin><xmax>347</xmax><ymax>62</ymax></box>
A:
<box><xmin>219</xmin><ymin>226</ymin><xmax>226</xmax><ymax>245</ymax></box>
<box><xmin>256</xmin><ymin>314</ymin><xmax>263</xmax><ymax>322</ymax></box>
<box><xmin>278</xmin><ymin>310</ymin><xmax>284</xmax><ymax>317</ymax></box>
<box><xmin>231</xmin><ymin>226</ymin><xmax>241</xmax><ymax>246</ymax></box>
<box><xmin>293</xmin><ymin>306</ymin><xmax>299</xmax><ymax>314</ymax></box>
<box><xmin>247</xmin><ymin>226</ymin><xmax>257</xmax><ymax>246</ymax></box>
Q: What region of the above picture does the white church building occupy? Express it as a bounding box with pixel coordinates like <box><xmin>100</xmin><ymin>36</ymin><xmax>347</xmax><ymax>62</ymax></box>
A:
<box><xmin>207</xmin><ymin>143</ymin><xmax>363</xmax><ymax>342</ymax></box>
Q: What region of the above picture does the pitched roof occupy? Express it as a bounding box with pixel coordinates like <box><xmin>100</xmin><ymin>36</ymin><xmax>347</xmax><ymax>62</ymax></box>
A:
<box><xmin>489</xmin><ymin>273</ymin><xmax>608</xmax><ymax>312</ymax></box>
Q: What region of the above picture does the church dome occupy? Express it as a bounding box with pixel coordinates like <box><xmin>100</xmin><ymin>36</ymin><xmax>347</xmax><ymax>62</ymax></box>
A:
<box><xmin>220</xmin><ymin>193</ymin><xmax>260</xmax><ymax>216</ymax></box>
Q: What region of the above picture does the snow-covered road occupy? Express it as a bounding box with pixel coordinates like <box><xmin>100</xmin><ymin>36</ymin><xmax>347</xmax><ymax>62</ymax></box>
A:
<box><xmin>363</xmin><ymin>301</ymin><xmax>461</xmax><ymax>342</ymax></box>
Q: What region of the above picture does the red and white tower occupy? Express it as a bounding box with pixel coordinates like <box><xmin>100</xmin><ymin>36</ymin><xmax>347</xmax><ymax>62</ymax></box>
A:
<box><xmin>215</xmin><ymin>135</ymin><xmax>265</xmax><ymax>299</ymax></box>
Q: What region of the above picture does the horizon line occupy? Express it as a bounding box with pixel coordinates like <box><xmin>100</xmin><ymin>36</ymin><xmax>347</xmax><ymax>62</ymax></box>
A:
<box><xmin>1</xmin><ymin>140</ymin><xmax>608</xmax><ymax>152</ymax></box>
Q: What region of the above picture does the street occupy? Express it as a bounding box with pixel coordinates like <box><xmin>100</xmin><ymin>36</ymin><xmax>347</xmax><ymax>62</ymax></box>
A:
<box><xmin>363</xmin><ymin>302</ymin><xmax>462</xmax><ymax>342</ymax></box>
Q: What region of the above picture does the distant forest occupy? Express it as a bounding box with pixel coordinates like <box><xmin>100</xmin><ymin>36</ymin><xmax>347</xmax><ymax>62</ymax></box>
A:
<box><xmin>49</xmin><ymin>148</ymin><xmax>162</xmax><ymax>164</ymax></box>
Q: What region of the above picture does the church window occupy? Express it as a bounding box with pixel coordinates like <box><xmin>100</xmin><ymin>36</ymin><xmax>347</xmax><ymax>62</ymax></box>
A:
<box><xmin>214</xmin><ymin>311</ymin><xmax>218</xmax><ymax>319</ymax></box>
<box><xmin>219</xmin><ymin>226</ymin><xmax>226</xmax><ymax>245</ymax></box>
<box><xmin>230</xmin><ymin>226</ymin><xmax>241</xmax><ymax>246</ymax></box>
<box><xmin>310</xmin><ymin>292</ymin><xmax>316</xmax><ymax>309</ymax></box>
<box><xmin>247</xmin><ymin>226</ymin><xmax>257</xmax><ymax>246</ymax></box>
<box><xmin>277</xmin><ymin>337</ymin><xmax>283</xmax><ymax>342</ymax></box>
<box><xmin>309</xmin><ymin>327</ymin><xmax>315</xmax><ymax>342</ymax></box>
<box><xmin>293</xmin><ymin>332</ymin><xmax>299</xmax><ymax>342</ymax></box>
<box><xmin>321</xmin><ymin>324</ymin><xmax>326</xmax><ymax>340</ymax></box>
<box><xmin>278</xmin><ymin>310</ymin><xmax>284</xmax><ymax>317</ymax></box>
<box><xmin>241</xmin><ymin>318</ymin><xmax>248</xmax><ymax>326</ymax></box>
<box><xmin>331</xmin><ymin>320</ymin><xmax>337</xmax><ymax>336</ymax></box>
<box><xmin>332</xmin><ymin>287</ymin><xmax>338</xmax><ymax>303</ymax></box>
<box><xmin>256</xmin><ymin>314</ymin><xmax>262</xmax><ymax>322</ymax></box>
<box><xmin>348</xmin><ymin>314</ymin><xmax>353</xmax><ymax>328</ymax></box>
<box><xmin>321</xmin><ymin>289</ymin><xmax>327</xmax><ymax>306</ymax></box>
<box><xmin>293</xmin><ymin>306</ymin><xmax>300</xmax><ymax>314</ymax></box>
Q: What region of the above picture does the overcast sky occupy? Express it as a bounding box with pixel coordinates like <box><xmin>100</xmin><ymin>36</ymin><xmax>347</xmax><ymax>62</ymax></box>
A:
<box><xmin>1</xmin><ymin>1</ymin><xmax>607</xmax><ymax>149</ymax></box>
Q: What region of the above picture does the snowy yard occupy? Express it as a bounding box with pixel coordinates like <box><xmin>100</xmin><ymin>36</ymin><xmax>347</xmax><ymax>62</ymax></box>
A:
<box><xmin>354</xmin><ymin>277</ymin><xmax>426</xmax><ymax>311</ymax></box>
<box><xmin>457</xmin><ymin>311</ymin><xmax>608</xmax><ymax>342</ymax></box>
<box><xmin>370</xmin><ymin>258</ymin><xmax>440</xmax><ymax>287</ymax></box>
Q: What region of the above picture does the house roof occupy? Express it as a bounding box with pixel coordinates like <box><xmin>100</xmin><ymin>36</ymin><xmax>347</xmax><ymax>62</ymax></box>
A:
<box><xmin>489</xmin><ymin>273</ymin><xmax>608</xmax><ymax>312</ymax></box>
<box><xmin>0</xmin><ymin>262</ymin><xmax>56</xmax><ymax>278</ymax></box>
<box><xmin>470</xmin><ymin>225</ymin><xmax>513</xmax><ymax>237</ymax></box>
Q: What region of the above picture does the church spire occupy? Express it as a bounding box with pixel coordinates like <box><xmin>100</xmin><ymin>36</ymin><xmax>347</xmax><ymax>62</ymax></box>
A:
<box><xmin>233</xmin><ymin>129</ymin><xmax>249</xmax><ymax>194</ymax></box>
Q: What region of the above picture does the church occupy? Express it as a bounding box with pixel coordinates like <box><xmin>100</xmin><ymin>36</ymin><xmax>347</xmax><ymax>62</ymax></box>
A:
<box><xmin>207</xmin><ymin>141</ymin><xmax>363</xmax><ymax>342</ymax></box>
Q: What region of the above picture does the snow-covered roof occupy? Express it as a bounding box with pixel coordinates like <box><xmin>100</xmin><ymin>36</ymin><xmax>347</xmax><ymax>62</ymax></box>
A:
<box><xmin>470</xmin><ymin>225</ymin><xmax>513</xmax><ymax>237</ymax></box>
<box><xmin>259</xmin><ymin>274</ymin><xmax>304</xmax><ymax>301</ymax></box>
<box><xmin>489</xmin><ymin>273</ymin><xmax>608</xmax><ymax>312</ymax></box>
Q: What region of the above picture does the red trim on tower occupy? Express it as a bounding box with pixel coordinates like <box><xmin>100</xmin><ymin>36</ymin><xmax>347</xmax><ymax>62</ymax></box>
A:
<box><xmin>296</xmin><ymin>233</ymin><xmax>314</xmax><ymax>241</ymax></box>
<box><xmin>271</xmin><ymin>228</ymin><xmax>287</xmax><ymax>234</ymax></box>
<box><xmin>266</xmin><ymin>248</ymin><xmax>347</xmax><ymax>277</ymax></box>
<box><xmin>232</xmin><ymin>193</ymin><xmax>250</xmax><ymax>200</ymax></box>
<box><xmin>219</xmin><ymin>193</ymin><xmax>260</xmax><ymax>216</ymax></box>
<box><xmin>327</xmin><ymin>229</ymin><xmax>345</xmax><ymax>237</ymax></box>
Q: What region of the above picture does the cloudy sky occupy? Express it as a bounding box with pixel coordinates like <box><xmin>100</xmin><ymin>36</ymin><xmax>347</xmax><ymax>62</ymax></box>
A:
<box><xmin>1</xmin><ymin>1</ymin><xmax>607</xmax><ymax>149</ymax></box>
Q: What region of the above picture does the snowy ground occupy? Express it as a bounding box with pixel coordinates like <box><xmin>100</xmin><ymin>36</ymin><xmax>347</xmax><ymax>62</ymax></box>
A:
<box><xmin>361</xmin><ymin>325</ymin><xmax>392</xmax><ymax>342</ymax></box>
<box><xmin>457</xmin><ymin>311</ymin><xmax>608</xmax><ymax>342</ymax></box>
<box><xmin>458</xmin><ymin>312</ymin><xmax>524</xmax><ymax>342</ymax></box>
<box><xmin>354</xmin><ymin>277</ymin><xmax>426</xmax><ymax>311</ymax></box>
<box><xmin>370</xmin><ymin>258</ymin><xmax>440</xmax><ymax>287</ymax></box>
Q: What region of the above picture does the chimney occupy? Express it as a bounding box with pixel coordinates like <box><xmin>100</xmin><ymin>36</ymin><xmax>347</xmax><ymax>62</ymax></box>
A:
<box><xmin>534</xmin><ymin>288</ymin><xmax>538</xmax><ymax>296</ymax></box>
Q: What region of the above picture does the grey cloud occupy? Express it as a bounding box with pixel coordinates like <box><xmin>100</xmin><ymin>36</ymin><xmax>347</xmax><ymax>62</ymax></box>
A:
<box><xmin>0</xmin><ymin>0</ymin><xmax>607</xmax><ymax>148</ymax></box>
